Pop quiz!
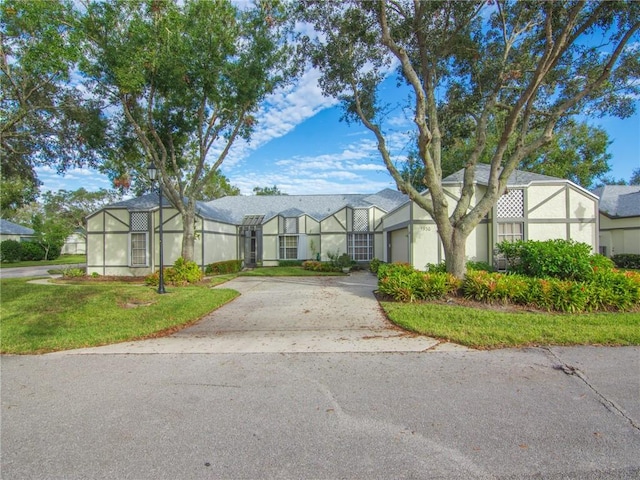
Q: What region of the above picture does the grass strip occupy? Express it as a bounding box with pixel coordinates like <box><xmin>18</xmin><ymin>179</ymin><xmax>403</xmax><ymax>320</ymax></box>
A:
<box><xmin>380</xmin><ymin>301</ymin><xmax>640</xmax><ymax>349</ymax></box>
<box><xmin>0</xmin><ymin>254</ymin><xmax>87</xmax><ymax>269</ymax></box>
<box><xmin>239</xmin><ymin>266</ymin><xmax>343</xmax><ymax>277</ymax></box>
<box><xmin>0</xmin><ymin>278</ymin><xmax>238</xmax><ymax>354</ymax></box>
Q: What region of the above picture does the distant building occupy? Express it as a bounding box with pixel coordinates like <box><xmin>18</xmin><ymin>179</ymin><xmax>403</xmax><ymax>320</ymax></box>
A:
<box><xmin>591</xmin><ymin>185</ymin><xmax>640</xmax><ymax>257</ymax></box>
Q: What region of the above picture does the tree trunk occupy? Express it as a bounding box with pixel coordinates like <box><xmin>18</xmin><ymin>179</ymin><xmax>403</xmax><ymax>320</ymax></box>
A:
<box><xmin>441</xmin><ymin>227</ymin><xmax>469</xmax><ymax>279</ymax></box>
<box><xmin>181</xmin><ymin>206</ymin><xmax>196</xmax><ymax>262</ymax></box>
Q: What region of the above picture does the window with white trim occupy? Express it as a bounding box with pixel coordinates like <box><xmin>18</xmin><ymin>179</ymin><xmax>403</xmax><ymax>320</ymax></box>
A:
<box><xmin>348</xmin><ymin>233</ymin><xmax>374</xmax><ymax>261</ymax></box>
<box><xmin>279</xmin><ymin>235</ymin><xmax>298</xmax><ymax>260</ymax></box>
<box><xmin>497</xmin><ymin>222</ymin><xmax>524</xmax><ymax>243</ymax></box>
<box><xmin>130</xmin><ymin>211</ymin><xmax>149</xmax><ymax>266</ymax></box>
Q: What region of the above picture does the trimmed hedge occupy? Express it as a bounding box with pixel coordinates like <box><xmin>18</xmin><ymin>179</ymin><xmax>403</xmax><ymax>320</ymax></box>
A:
<box><xmin>0</xmin><ymin>240</ymin><xmax>61</xmax><ymax>262</ymax></box>
<box><xmin>0</xmin><ymin>240</ymin><xmax>22</xmax><ymax>262</ymax></box>
<box><xmin>205</xmin><ymin>260</ymin><xmax>242</xmax><ymax>275</ymax></box>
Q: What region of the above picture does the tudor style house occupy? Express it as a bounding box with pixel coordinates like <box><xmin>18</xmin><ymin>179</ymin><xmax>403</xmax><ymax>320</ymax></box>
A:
<box><xmin>86</xmin><ymin>165</ymin><xmax>600</xmax><ymax>276</ymax></box>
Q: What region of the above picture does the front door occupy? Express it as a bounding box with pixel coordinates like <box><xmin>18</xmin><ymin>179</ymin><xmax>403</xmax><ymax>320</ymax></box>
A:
<box><xmin>243</xmin><ymin>228</ymin><xmax>261</xmax><ymax>267</ymax></box>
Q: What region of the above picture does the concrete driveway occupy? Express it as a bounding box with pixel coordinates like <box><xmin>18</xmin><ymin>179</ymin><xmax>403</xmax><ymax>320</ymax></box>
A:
<box><xmin>57</xmin><ymin>271</ymin><xmax>467</xmax><ymax>355</ymax></box>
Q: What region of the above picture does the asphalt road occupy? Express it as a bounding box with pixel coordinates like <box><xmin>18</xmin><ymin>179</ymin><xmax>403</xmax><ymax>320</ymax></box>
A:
<box><xmin>2</xmin><ymin>346</ymin><xmax>639</xmax><ymax>479</ymax></box>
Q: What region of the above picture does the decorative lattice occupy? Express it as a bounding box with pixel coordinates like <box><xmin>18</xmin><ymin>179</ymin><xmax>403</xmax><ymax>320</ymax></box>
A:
<box><xmin>497</xmin><ymin>189</ymin><xmax>524</xmax><ymax>218</ymax></box>
<box><xmin>284</xmin><ymin>217</ymin><xmax>298</xmax><ymax>234</ymax></box>
<box><xmin>353</xmin><ymin>209</ymin><xmax>369</xmax><ymax>231</ymax></box>
<box><xmin>130</xmin><ymin>212</ymin><xmax>149</xmax><ymax>231</ymax></box>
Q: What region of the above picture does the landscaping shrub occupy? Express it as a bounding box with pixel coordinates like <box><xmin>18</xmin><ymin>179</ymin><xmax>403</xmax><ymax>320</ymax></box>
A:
<box><xmin>146</xmin><ymin>257</ymin><xmax>203</xmax><ymax>286</ymax></box>
<box><xmin>612</xmin><ymin>254</ymin><xmax>640</xmax><ymax>269</ymax></box>
<box><xmin>497</xmin><ymin>239</ymin><xmax>594</xmax><ymax>281</ymax></box>
<box><xmin>369</xmin><ymin>257</ymin><xmax>383</xmax><ymax>274</ymax></box>
<box><xmin>377</xmin><ymin>262</ymin><xmax>460</xmax><ymax>302</ymax></box>
<box><xmin>62</xmin><ymin>267</ymin><xmax>87</xmax><ymax>278</ymax></box>
<box><xmin>278</xmin><ymin>260</ymin><xmax>304</xmax><ymax>267</ymax></box>
<box><xmin>425</xmin><ymin>262</ymin><xmax>447</xmax><ymax>273</ymax></box>
<box><xmin>205</xmin><ymin>259</ymin><xmax>242</xmax><ymax>275</ymax></box>
<box><xmin>302</xmin><ymin>260</ymin><xmax>337</xmax><ymax>272</ymax></box>
<box><xmin>466</xmin><ymin>261</ymin><xmax>495</xmax><ymax>272</ymax></box>
<box><xmin>19</xmin><ymin>241</ymin><xmax>46</xmax><ymax>261</ymax></box>
<box><xmin>0</xmin><ymin>240</ymin><xmax>22</xmax><ymax>262</ymax></box>
<box><xmin>462</xmin><ymin>268</ymin><xmax>640</xmax><ymax>313</ymax></box>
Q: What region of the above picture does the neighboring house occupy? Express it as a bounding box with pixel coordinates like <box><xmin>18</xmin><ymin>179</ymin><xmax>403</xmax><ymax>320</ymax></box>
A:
<box><xmin>0</xmin><ymin>219</ymin><xmax>35</xmax><ymax>242</ymax></box>
<box><xmin>382</xmin><ymin>165</ymin><xmax>599</xmax><ymax>269</ymax></box>
<box><xmin>86</xmin><ymin>166</ymin><xmax>599</xmax><ymax>276</ymax></box>
<box><xmin>61</xmin><ymin>230</ymin><xmax>87</xmax><ymax>255</ymax></box>
<box><xmin>591</xmin><ymin>185</ymin><xmax>640</xmax><ymax>257</ymax></box>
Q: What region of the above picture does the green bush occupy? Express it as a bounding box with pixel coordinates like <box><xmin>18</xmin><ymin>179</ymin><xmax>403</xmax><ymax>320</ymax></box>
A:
<box><xmin>466</xmin><ymin>261</ymin><xmax>495</xmax><ymax>272</ymax></box>
<box><xmin>205</xmin><ymin>260</ymin><xmax>242</xmax><ymax>275</ymax></box>
<box><xmin>497</xmin><ymin>239</ymin><xmax>594</xmax><ymax>281</ymax></box>
<box><xmin>612</xmin><ymin>254</ymin><xmax>640</xmax><ymax>269</ymax></box>
<box><xmin>377</xmin><ymin>263</ymin><xmax>460</xmax><ymax>302</ymax></box>
<box><xmin>425</xmin><ymin>262</ymin><xmax>447</xmax><ymax>273</ymax></box>
<box><xmin>0</xmin><ymin>240</ymin><xmax>22</xmax><ymax>262</ymax></box>
<box><xmin>369</xmin><ymin>258</ymin><xmax>383</xmax><ymax>273</ymax></box>
<box><xmin>278</xmin><ymin>260</ymin><xmax>304</xmax><ymax>267</ymax></box>
<box><xmin>146</xmin><ymin>258</ymin><xmax>203</xmax><ymax>286</ymax></box>
<box><xmin>462</xmin><ymin>269</ymin><xmax>640</xmax><ymax>313</ymax></box>
<box><xmin>20</xmin><ymin>241</ymin><xmax>46</xmax><ymax>261</ymax></box>
<box><xmin>62</xmin><ymin>267</ymin><xmax>86</xmax><ymax>278</ymax></box>
<box><xmin>302</xmin><ymin>260</ymin><xmax>337</xmax><ymax>272</ymax></box>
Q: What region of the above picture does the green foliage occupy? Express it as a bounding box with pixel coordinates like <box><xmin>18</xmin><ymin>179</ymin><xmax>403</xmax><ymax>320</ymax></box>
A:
<box><xmin>369</xmin><ymin>258</ymin><xmax>382</xmax><ymax>273</ymax></box>
<box><xmin>62</xmin><ymin>267</ymin><xmax>86</xmax><ymax>278</ymax></box>
<box><xmin>612</xmin><ymin>254</ymin><xmax>640</xmax><ymax>270</ymax></box>
<box><xmin>0</xmin><ymin>240</ymin><xmax>22</xmax><ymax>262</ymax></box>
<box><xmin>145</xmin><ymin>257</ymin><xmax>203</xmax><ymax>286</ymax></box>
<box><xmin>377</xmin><ymin>263</ymin><xmax>460</xmax><ymax>302</ymax></box>
<box><xmin>205</xmin><ymin>260</ymin><xmax>242</xmax><ymax>275</ymax></box>
<box><xmin>462</xmin><ymin>269</ymin><xmax>640</xmax><ymax>313</ymax></box>
<box><xmin>497</xmin><ymin>239</ymin><xmax>595</xmax><ymax>281</ymax></box>
<box><xmin>302</xmin><ymin>260</ymin><xmax>336</xmax><ymax>272</ymax></box>
<box><xmin>253</xmin><ymin>185</ymin><xmax>287</xmax><ymax>195</ymax></box>
<box><xmin>278</xmin><ymin>260</ymin><xmax>304</xmax><ymax>267</ymax></box>
<box><xmin>19</xmin><ymin>241</ymin><xmax>46</xmax><ymax>261</ymax></box>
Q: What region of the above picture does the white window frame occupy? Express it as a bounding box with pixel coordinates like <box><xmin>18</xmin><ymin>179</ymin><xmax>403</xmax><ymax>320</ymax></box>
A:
<box><xmin>130</xmin><ymin>232</ymin><xmax>149</xmax><ymax>267</ymax></box>
<box><xmin>278</xmin><ymin>235</ymin><xmax>299</xmax><ymax>260</ymax></box>
<box><xmin>348</xmin><ymin>233</ymin><xmax>374</xmax><ymax>261</ymax></box>
<box><xmin>497</xmin><ymin>222</ymin><xmax>524</xmax><ymax>244</ymax></box>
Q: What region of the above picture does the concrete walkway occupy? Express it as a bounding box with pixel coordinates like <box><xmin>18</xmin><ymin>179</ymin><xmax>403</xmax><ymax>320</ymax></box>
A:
<box><xmin>56</xmin><ymin>271</ymin><xmax>469</xmax><ymax>355</ymax></box>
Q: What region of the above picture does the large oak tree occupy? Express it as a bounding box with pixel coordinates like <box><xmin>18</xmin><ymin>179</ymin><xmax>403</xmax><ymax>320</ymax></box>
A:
<box><xmin>299</xmin><ymin>0</ymin><xmax>640</xmax><ymax>277</ymax></box>
<box><xmin>79</xmin><ymin>0</ymin><xmax>292</xmax><ymax>260</ymax></box>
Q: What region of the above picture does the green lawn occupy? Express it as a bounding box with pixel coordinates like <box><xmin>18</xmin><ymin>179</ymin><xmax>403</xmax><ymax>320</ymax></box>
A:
<box><xmin>0</xmin><ymin>254</ymin><xmax>86</xmax><ymax>269</ymax></box>
<box><xmin>0</xmin><ymin>278</ymin><xmax>238</xmax><ymax>354</ymax></box>
<box><xmin>380</xmin><ymin>300</ymin><xmax>640</xmax><ymax>349</ymax></box>
<box><xmin>239</xmin><ymin>266</ymin><xmax>343</xmax><ymax>276</ymax></box>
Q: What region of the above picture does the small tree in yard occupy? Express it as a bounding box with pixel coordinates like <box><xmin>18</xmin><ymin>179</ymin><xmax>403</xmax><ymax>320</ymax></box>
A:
<box><xmin>298</xmin><ymin>0</ymin><xmax>640</xmax><ymax>278</ymax></box>
<box><xmin>31</xmin><ymin>213</ymin><xmax>72</xmax><ymax>261</ymax></box>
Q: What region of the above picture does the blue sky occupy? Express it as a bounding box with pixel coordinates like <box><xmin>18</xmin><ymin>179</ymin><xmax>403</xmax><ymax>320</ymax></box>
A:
<box><xmin>36</xmin><ymin>68</ymin><xmax>640</xmax><ymax>197</ymax></box>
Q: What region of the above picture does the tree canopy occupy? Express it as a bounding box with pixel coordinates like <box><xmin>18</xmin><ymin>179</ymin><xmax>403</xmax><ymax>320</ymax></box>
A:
<box><xmin>0</xmin><ymin>0</ymin><xmax>109</xmax><ymax>215</ymax></box>
<box><xmin>78</xmin><ymin>0</ymin><xmax>293</xmax><ymax>260</ymax></box>
<box><xmin>298</xmin><ymin>0</ymin><xmax>640</xmax><ymax>277</ymax></box>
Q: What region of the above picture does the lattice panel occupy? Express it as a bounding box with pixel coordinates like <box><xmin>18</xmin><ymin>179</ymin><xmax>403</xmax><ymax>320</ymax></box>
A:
<box><xmin>497</xmin><ymin>189</ymin><xmax>524</xmax><ymax>218</ymax></box>
<box><xmin>284</xmin><ymin>217</ymin><xmax>298</xmax><ymax>234</ymax></box>
<box><xmin>353</xmin><ymin>209</ymin><xmax>369</xmax><ymax>231</ymax></box>
<box><xmin>130</xmin><ymin>212</ymin><xmax>149</xmax><ymax>231</ymax></box>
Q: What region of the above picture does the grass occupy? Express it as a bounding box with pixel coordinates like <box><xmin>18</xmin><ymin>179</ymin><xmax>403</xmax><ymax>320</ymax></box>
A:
<box><xmin>380</xmin><ymin>300</ymin><xmax>640</xmax><ymax>349</ymax></box>
<box><xmin>0</xmin><ymin>254</ymin><xmax>86</xmax><ymax>269</ymax></box>
<box><xmin>0</xmin><ymin>278</ymin><xmax>238</xmax><ymax>354</ymax></box>
<box><xmin>239</xmin><ymin>266</ymin><xmax>343</xmax><ymax>276</ymax></box>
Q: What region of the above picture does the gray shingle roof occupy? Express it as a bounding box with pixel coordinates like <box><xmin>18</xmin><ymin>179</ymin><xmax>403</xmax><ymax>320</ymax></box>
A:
<box><xmin>198</xmin><ymin>188</ymin><xmax>408</xmax><ymax>224</ymax></box>
<box><xmin>443</xmin><ymin>164</ymin><xmax>562</xmax><ymax>186</ymax></box>
<box><xmin>97</xmin><ymin>189</ymin><xmax>408</xmax><ymax>226</ymax></box>
<box><xmin>0</xmin><ymin>219</ymin><xmax>34</xmax><ymax>235</ymax></box>
<box><xmin>591</xmin><ymin>185</ymin><xmax>640</xmax><ymax>218</ymax></box>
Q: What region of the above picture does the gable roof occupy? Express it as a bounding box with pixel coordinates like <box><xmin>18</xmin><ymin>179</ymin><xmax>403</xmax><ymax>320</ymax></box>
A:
<box><xmin>442</xmin><ymin>164</ymin><xmax>564</xmax><ymax>186</ymax></box>
<box><xmin>0</xmin><ymin>219</ymin><xmax>34</xmax><ymax>236</ymax></box>
<box><xmin>198</xmin><ymin>188</ymin><xmax>408</xmax><ymax>224</ymax></box>
<box><xmin>591</xmin><ymin>185</ymin><xmax>640</xmax><ymax>218</ymax></box>
<box><xmin>95</xmin><ymin>189</ymin><xmax>408</xmax><ymax>226</ymax></box>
